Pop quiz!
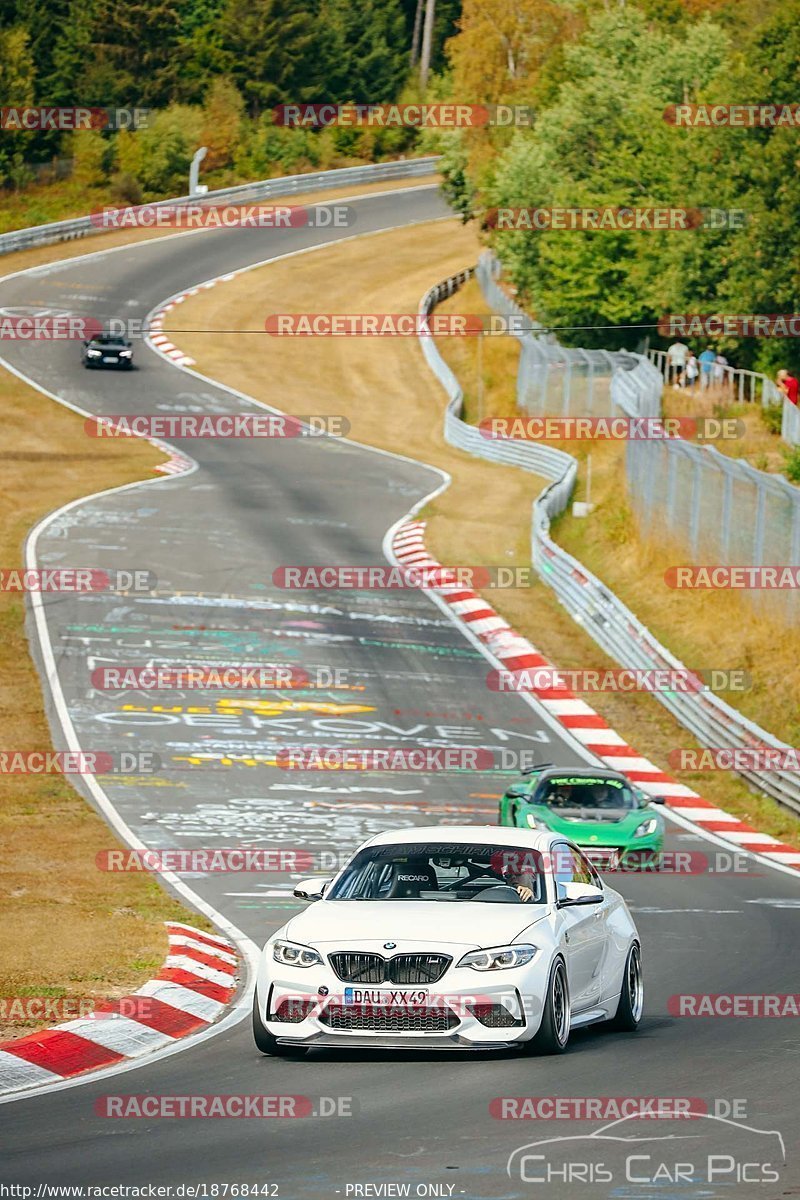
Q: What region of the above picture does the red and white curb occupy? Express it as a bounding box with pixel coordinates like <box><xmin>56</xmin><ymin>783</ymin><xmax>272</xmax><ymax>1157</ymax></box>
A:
<box><xmin>393</xmin><ymin>520</ymin><xmax>800</xmax><ymax>870</ymax></box>
<box><xmin>0</xmin><ymin>923</ymin><xmax>239</xmax><ymax>1095</ymax></box>
<box><xmin>147</xmin><ymin>279</ymin><xmax>234</xmax><ymax>367</ymax></box>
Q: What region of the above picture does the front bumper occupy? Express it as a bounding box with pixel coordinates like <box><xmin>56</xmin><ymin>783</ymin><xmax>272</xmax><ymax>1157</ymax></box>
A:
<box><xmin>257</xmin><ymin>960</ymin><xmax>550</xmax><ymax>1050</ymax></box>
<box><xmin>578</xmin><ymin>834</ymin><xmax>664</xmax><ymax>871</ymax></box>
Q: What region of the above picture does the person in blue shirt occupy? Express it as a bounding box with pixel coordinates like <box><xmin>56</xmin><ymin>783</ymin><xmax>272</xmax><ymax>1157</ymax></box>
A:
<box><xmin>699</xmin><ymin>347</ymin><xmax>716</xmax><ymax>390</ymax></box>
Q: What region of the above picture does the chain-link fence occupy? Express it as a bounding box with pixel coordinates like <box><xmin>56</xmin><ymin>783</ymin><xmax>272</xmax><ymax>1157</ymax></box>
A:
<box><xmin>421</xmin><ymin>262</ymin><xmax>800</xmax><ymax>817</ymax></box>
<box><xmin>478</xmin><ymin>252</ymin><xmax>800</xmax><ymax>623</ymax></box>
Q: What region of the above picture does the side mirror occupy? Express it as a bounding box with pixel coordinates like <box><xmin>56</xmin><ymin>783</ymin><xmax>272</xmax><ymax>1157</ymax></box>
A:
<box><xmin>292</xmin><ymin>877</ymin><xmax>332</xmax><ymax>902</ymax></box>
<box><xmin>556</xmin><ymin>881</ymin><xmax>603</xmax><ymax>907</ymax></box>
<box><xmin>504</xmin><ymin>784</ymin><xmax>530</xmax><ymax>800</ymax></box>
<box><xmin>83</xmin><ymin>340</ymin><xmax>89</xmax><ymax>347</ymax></box>
<box><xmin>636</xmin><ymin>788</ymin><xmax>666</xmax><ymax>806</ymax></box>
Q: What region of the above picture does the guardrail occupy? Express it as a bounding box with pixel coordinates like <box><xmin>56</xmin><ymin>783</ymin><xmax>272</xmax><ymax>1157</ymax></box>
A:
<box><xmin>0</xmin><ymin>157</ymin><xmax>441</xmax><ymax>257</ymax></box>
<box><xmin>418</xmin><ymin>262</ymin><xmax>800</xmax><ymax>818</ymax></box>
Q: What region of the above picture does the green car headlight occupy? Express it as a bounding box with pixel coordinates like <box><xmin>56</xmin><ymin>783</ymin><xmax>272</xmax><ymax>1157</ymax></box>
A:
<box><xmin>526</xmin><ymin>813</ymin><xmax>549</xmax><ymax>830</ymax></box>
<box><xmin>633</xmin><ymin>817</ymin><xmax>659</xmax><ymax>838</ymax></box>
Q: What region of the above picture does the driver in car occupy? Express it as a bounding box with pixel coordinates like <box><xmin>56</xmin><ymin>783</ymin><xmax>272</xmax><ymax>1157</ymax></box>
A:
<box><xmin>479</xmin><ymin>855</ymin><xmax>537</xmax><ymax>902</ymax></box>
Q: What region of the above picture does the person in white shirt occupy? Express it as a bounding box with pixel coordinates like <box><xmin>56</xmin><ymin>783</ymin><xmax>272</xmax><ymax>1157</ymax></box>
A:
<box><xmin>666</xmin><ymin>340</ymin><xmax>690</xmax><ymax>386</ymax></box>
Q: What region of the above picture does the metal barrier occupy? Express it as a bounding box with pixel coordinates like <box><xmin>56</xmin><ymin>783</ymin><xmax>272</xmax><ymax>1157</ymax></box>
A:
<box><xmin>0</xmin><ymin>157</ymin><xmax>441</xmax><ymax>257</ymax></box>
<box><xmin>479</xmin><ymin>254</ymin><xmax>800</xmax><ymax>621</ymax></box>
<box><xmin>419</xmin><ymin>262</ymin><xmax>800</xmax><ymax>817</ymax></box>
<box><xmin>649</xmin><ymin>347</ymin><xmax>800</xmax><ymax>449</ymax></box>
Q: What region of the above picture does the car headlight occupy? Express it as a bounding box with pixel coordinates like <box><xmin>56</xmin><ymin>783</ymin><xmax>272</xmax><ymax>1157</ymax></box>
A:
<box><xmin>87</xmin><ymin>349</ymin><xmax>101</xmax><ymax>357</ymax></box>
<box><xmin>457</xmin><ymin>944</ymin><xmax>538</xmax><ymax>971</ymax></box>
<box><xmin>526</xmin><ymin>813</ymin><xmax>549</xmax><ymax>830</ymax></box>
<box><xmin>272</xmin><ymin>939</ymin><xmax>322</xmax><ymax>968</ymax></box>
<box><xmin>634</xmin><ymin>817</ymin><xmax>659</xmax><ymax>838</ymax></box>
<box><xmin>119</xmin><ymin>349</ymin><xmax>132</xmax><ymax>357</ymax></box>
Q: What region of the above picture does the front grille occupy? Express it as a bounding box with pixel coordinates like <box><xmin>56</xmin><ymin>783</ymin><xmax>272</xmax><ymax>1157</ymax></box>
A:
<box><xmin>329</xmin><ymin>953</ymin><xmax>384</xmax><ymax>983</ymax></box>
<box><xmin>468</xmin><ymin>1002</ymin><xmax>522</xmax><ymax>1029</ymax></box>
<box><xmin>329</xmin><ymin>952</ymin><xmax>451</xmax><ymax>985</ymax></box>
<box><xmin>388</xmin><ymin>954</ymin><xmax>451</xmax><ymax>984</ymax></box>
<box><xmin>320</xmin><ymin>1004</ymin><xmax>459</xmax><ymax>1032</ymax></box>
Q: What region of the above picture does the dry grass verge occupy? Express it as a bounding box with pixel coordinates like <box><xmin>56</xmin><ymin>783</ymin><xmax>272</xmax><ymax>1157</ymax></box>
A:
<box><xmin>0</xmin><ymin>369</ymin><xmax>216</xmax><ymax>1040</ymax></box>
<box><xmin>165</xmin><ymin>226</ymin><xmax>799</xmax><ymax>848</ymax></box>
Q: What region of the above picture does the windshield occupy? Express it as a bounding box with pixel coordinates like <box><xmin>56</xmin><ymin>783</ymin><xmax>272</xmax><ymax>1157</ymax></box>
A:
<box><xmin>535</xmin><ymin>776</ymin><xmax>637</xmax><ymax>810</ymax></box>
<box><xmin>327</xmin><ymin>842</ymin><xmax>547</xmax><ymax>903</ymax></box>
<box><xmin>93</xmin><ymin>335</ymin><xmax>128</xmax><ymax>346</ymax></box>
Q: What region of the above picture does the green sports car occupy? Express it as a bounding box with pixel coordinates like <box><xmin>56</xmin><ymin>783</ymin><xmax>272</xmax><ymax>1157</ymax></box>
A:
<box><xmin>498</xmin><ymin>764</ymin><xmax>666</xmax><ymax>870</ymax></box>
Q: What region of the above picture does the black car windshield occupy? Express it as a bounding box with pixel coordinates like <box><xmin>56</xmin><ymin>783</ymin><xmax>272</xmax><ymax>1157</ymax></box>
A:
<box><xmin>327</xmin><ymin>842</ymin><xmax>547</xmax><ymax>903</ymax></box>
<box><xmin>535</xmin><ymin>776</ymin><xmax>636</xmax><ymax>810</ymax></box>
<box><xmin>92</xmin><ymin>335</ymin><xmax>128</xmax><ymax>346</ymax></box>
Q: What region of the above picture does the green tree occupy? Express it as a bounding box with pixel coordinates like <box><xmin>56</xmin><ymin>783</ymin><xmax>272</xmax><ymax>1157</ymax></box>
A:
<box><xmin>317</xmin><ymin>0</ymin><xmax>409</xmax><ymax>103</ymax></box>
<box><xmin>0</xmin><ymin>26</ymin><xmax>35</xmax><ymax>187</ymax></box>
<box><xmin>215</xmin><ymin>0</ymin><xmax>320</xmax><ymax>116</ymax></box>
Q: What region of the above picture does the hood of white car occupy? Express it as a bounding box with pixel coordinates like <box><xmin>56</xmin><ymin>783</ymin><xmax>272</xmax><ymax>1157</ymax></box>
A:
<box><xmin>285</xmin><ymin>900</ymin><xmax>548</xmax><ymax>949</ymax></box>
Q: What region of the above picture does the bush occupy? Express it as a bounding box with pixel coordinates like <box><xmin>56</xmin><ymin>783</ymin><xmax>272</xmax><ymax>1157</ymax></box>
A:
<box><xmin>782</xmin><ymin>445</ymin><xmax>800</xmax><ymax>483</ymax></box>
<box><xmin>761</xmin><ymin>402</ymin><xmax>784</xmax><ymax>436</ymax></box>
<box><xmin>70</xmin><ymin>131</ymin><xmax>111</xmax><ymax>188</ymax></box>
<box><xmin>110</xmin><ymin>172</ymin><xmax>143</xmax><ymax>205</ymax></box>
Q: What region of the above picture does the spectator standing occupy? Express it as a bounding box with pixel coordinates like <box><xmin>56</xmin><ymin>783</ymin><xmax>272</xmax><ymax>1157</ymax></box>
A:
<box><xmin>699</xmin><ymin>346</ymin><xmax>716</xmax><ymax>390</ymax></box>
<box><xmin>683</xmin><ymin>352</ymin><xmax>699</xmax><ymax>391</ymax></box>
<box><xmin>777</xmin><ymin>369</ymin><xmax>799</xmax><ymax>406</ymax></box>
<box><xmin>713</xmin><ymin>352</ymin><xmax>728</xmax><ymax>389</ymax></box>
<box><xmin>666</xmin><ymin>340</ymin><xmax>690</xmax><ymax>386</ymax></box>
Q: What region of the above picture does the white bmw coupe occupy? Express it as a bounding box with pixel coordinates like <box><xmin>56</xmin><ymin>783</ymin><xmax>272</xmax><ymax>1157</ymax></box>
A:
<box><xmin>253</xmin><ymin>825</ymin><xmax>643</xmax><ymax>1055</ymax></box>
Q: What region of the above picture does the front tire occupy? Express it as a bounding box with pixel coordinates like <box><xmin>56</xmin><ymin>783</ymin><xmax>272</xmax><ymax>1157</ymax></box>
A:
<box><xmin>253</xmin><ymin>991</ymin><xmax>307</xmax><ymax>1057</ymax></box>
<box><xmin>608</xmin><ymin>942</ymin><xmax>643</xmax><ymax>1032</ymax></box>
<box><xmin>524</xmin><ymin>957</ymin><xmax>570</xmax><ymax>1055</ymax></box>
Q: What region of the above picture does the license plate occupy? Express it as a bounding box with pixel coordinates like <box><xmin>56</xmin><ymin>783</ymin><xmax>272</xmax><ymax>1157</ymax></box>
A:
<box><xmin>343</xmin><ymin>987</ymin><xmax>428</xmax><ymax>1006</ymax></box>
<box><xmin>102</xmin><ymin>357</ymin><xmax>117</xmax><ymax>363</ymax></box>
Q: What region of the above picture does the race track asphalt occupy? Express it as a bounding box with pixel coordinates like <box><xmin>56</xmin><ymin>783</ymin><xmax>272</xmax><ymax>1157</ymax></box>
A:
<box><xmin>0</xmin><ymin>183</ymin><xmax>798</xmax><ymax>1199</ymax></box>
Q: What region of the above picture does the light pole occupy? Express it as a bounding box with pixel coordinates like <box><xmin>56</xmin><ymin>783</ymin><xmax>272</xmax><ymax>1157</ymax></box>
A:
<box><xmin>189</xmin><ymin>146</ymin><xmax>208</xmax><ymax>195</ymax></box>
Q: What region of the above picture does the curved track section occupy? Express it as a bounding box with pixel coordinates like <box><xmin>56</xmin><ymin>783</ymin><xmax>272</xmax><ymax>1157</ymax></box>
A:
<box><xmin>0</xmin><ymin>185</ymin><xmax>798</xmax><ymax>1198</ymax></box>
